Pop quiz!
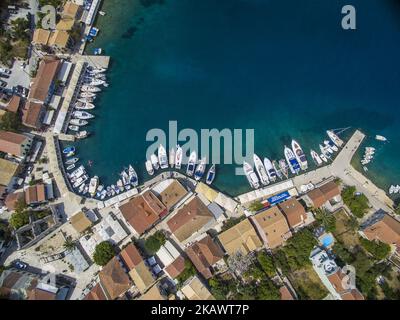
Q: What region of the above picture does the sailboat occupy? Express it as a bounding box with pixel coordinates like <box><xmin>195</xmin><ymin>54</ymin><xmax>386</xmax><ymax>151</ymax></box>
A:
<box><xmin>253</xmin><ymin>154</ymin><xmax>269</xmax><ymax>185</ymax></box>
<box><xmin>186</xmin><ymin>151</ymin><xmax>197</xmax><ymax>176</ymax></box>
<box><xmin>291</xmin><ymin>140</ymin><xmax>308</xmax><ymax>171</ymax></box>
<box><xmin>169</xmin><ymin>148</ymin><xmax>175</xmax><ymax>168</ymax></box>
<box><xmin>194</xmin><ymin>157</ymin><xmax>207</xmax><ymax>181</ymax></box>
<box><xmin>243</xmin><ymin>161</ymin><xmax>260</xmax><ymax>189</ymax></box>
<box><xmin>175</xmin><ymin>145</ymin><xmax>183</xmax><ymax>169</ymax></box>
<box><xmin>151</xmin><ymin>154</ymin><xmax>159</xmax><ymax>170</ymax></box>
<box><xmin>158</xmin><ymin>144</ymin><xmax>168</xmax><ymax>169</ymax></box>
<box><xmin>284</xmin><ymin>146</ymin><xmax>301</xmax><ymax>175</ymax></box>
<box><xmin>263</xmin><ymin>157</ymin><xmax>277</xmax><ymax>183</ymax></box>
<box><xmin>145</xmin><ymin>160</ymin><xmax>154</xmax><ymax>175</ymax></box>
<box><xmin>206</xmin><ymin>164</ymin><xmax>216</xmax><ymax>185</ymax></box>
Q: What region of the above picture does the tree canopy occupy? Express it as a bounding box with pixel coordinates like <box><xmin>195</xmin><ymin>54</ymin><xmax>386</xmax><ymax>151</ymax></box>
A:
<box><xmin>93</xmin><ymin>241</ymin><xmax>115</xmax><ymax>266</ymax></box>
<box><xmin>257</xmin><ymin>251</ymin><xmax>276</xmax><ymax>278</ymax></box>
<box><xmin>0</xmin><ymin>111</ymin><xmax>21</xmax><ymax>132</ymax></box>
<box><xmin>341</xmin><ymin>186</ymin><xmax>369</xmax><ymax>218</ymax></box>
<box><xmin>144</xmin><ymin>231</ymin><xmax>166</xmax><ymax>254</ymax></box>
<box><xmin>359</xmin><ymin>238</ymin><xmax>391</xmax><ymax>261</ymax></box>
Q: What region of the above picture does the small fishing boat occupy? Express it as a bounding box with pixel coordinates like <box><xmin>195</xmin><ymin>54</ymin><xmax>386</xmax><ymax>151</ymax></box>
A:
<box><xmin>194</xmin><ymin>157</ymin><xmax>207</xmax><ymax>181</ymax></box>
<box><xmin>327</xmin><ymin>130</ymin><xmax>344</xmax><ymax>147</ymax></box>
<box><xmin>79</xmin><ymin>92</ymin><xmax>96</xmax><ymax>98</ymax></box>
<box><xmin>77</xmin><ymin>97</ymin><xmax>95</xmax><ymax>103</ymax></box>
<box><xmin>263</xmin><ymin>157</ymin><xmax>277</xmax><ymax>183</ymax></box>
<box><xmin>272</xmin><ymin>160</ymin><xmax>283</xmax><ymax>180</ymax></box>
<box><xmin>116</xmin><ymin>179</ymin><xmax>124</xmax><ymax>192</ymax></box>
<box><xmin>70</xmin><ymin>119</ymin><xmax>88</xmax><ymax>126</ymax></box>
<box><xmin>145</xmin><ymin>160</ymin><xmax>154</xmax><ymax>175</ymax></box>
<box><xmin>99</xmin><ymin>11</ymin><xmax>106</xmax><ymax>16</ymax></box>
<box><xmin>186</xmin><ymin>151</ymin><xmax>197</xmax><ymax>176</ymax></box>
<box><xmin>88</xmin><ymin>67</ymin><xmax>107</xmax><ymax>74</ymax></box>
<box><xmin>128</xmin><ymin>165</ymin><xmax>139</xmax><ymax>187</ymax></box>
<box><xmin>75</xmin><ymin>102</ymin><xmax>95</xmax><ymax>110</ymax></box>
<box><xmin>324</xmin><ymin>140</ymin><xmax>338</xmax><ymax>152</ymax></box>
<box><xmin>319</xmin><ymin>144</ymin><xmax>332</xmax><ymax>158</ymax></box>
<box><xmin>169</xmin><ymin>148</ymin><xmax>175</xmax><ymax>168</ymax></box>
<box><xmin>376</xmin><ymin>135</ymin><xmax>387</xmax><ymax>142</ymax></box>
<box><xmin>75</xmin><ymin>131</ymin><xmax>89</xmax><ymax>139</ymax></box>
<box><xmin>291</xmin><ymin>139</ymin><xmax>308</xmax><ymax>171</ymax></box>
<box><xmin>63</xmin><ymin>146</ymin><xmax>75</xmax><ymax>154</ymax></box>
<box><xmin>310</xmin><ymin>150</ymin><xmax>323</xmax><ymax>166</ymax></box>
<box><xmin>175</xmin><ymin>145</ymin><xmax>183</xmax><ymax>169</ymax></box>
<box><xmin>78</xmin><ymin>183</ymin><xmax>85</xmax><ymax>194</ymax></box>
<box><xmin>73</xmin><ymin>111</ymin><xmax>95</xmax><ymax>120</ymax></box>
<box><xmin>206</xmin><ymin>164</ymin><xmax>216</xmax><ymax>185</ymax></box>
<box><xmin>85</xmin><ymin>79</ymin><xmax>105</xmax><ymax>86</ymax></box>
<box><xmin>66</xmin><ymin>164</ymin><xmax>75</xmax><ymax>171</ymax></box>
<box><xmin>253</xmin><ymin>154</ymin><xmax>269</xmax><ymax>185</ymax></box>
<box><xmin>158</xmin><ymin>144</ymin><xmax>168</xmax><ymax>169</ymax></box>
<box><xmin>65</xmin><ymin>157</ymin><xmax>79</xmax><ymax>165</ymax></box>
<box><xmin>121</xmin><ymin>170</ymin><xmax>130</xmax><ymax>186</ymax></box>
<box><xmin>68</xmin><ymin>125</ymin><xmax>79</xmax><ymax>132</ymax></box>
<box><xmin>243</xmin><ymin>161</ymin><xmax>260</xmax><ymax>189</ymax></box>
<box><xmin>279</xmin><ymin>159</ymin><xmax>289</xmax><ymax>179</ymax></box>
<box><xmin>284</xmin><ymin>146</ymin><xmax>301</xmax><ymax>175</ymax></box>
<box><xmin>151</xmin><ymin>154</ymin><xmax>159</xmax><ymax>170</ymax></box>
<box><xmin>89</xmin><ymin>176</ymin><xmax>99</xmax><ymax>197</ymax></box>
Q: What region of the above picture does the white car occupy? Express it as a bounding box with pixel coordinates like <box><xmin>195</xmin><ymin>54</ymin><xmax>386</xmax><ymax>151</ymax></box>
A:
<box><xmin>0</xmin><ymin>67</ymin><xmax>11</xmax><ymax>74</ymax></box>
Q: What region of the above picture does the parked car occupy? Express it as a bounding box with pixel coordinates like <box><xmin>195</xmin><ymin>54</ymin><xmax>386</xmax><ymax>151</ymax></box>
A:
<box><xmin>0</xmin><ymin>73</ymin><xmax>10</xmax><ymax>79</ymax></box>
<box><xmin>0</xmin><ymin>67</ymin><xmax>11</xmax><ymax>74</ymax></box>
<box><xmin>14</xmin><ymin>261</ymin><xmax>28</xmax><ymax>270</ymax></box>
<box><xmin>0</xmin><ymin>80</ymin><xmax>7</xmax><ymax>88</ymax></box>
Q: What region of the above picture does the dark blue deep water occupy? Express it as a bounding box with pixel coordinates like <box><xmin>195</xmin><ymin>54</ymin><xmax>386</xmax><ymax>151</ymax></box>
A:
<box><xmin>79</xmin><ymin>0</ymin><xmax>400</xmax><ymax>197</ymax></box>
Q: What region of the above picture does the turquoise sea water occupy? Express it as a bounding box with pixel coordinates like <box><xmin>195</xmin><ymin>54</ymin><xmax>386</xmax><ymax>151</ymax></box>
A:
<box><xmin>78</xmin><ymin>0</ymin><xmax>400</xmax><ymax>198</ymax></box>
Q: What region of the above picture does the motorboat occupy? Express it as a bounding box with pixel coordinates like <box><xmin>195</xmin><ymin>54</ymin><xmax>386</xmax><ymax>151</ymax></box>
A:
<box><xmin>284</xmin><ymin>146</ymin><xmax>301</xmax><ymax>175</ymax></box>
<box><xmin>327</xmin><ymin>130</ymin><xmax>344</xmax><ymax>147</ymax></box>
<box><xmin>263</xmin><ymin>157</ymin><xmax>277</xmax><ymax>182</ymax></box>
<box><xmin>88</xmin><ymin>176</ymin><xmax>99</xmax><ymax>197</ymax></box>
<box><xmin>81</xmin><ymin>85</ymin><xmax>101</xmax><ymax>93</ymax></box>
<box><xmin>319</xmin><ymin>144</ymin><xmax>332</xmax><ymax>158</ymax></box>
<box><xmin>75</xmin><ymin>101</ymin><xmax>95</xmax><ymax>110</ymax></box>
<box><xmin>77</xmin><ymin>97</ymin><xmax>95</xmax><ymax>103</ymax></box>
<box><xmin>145</xmin><ymin>160</ymin><xmax>154</xmax><ymax>175</ymax></box>
<box><xmin>324</xmin><ymin>140</ymin><xmax>338</xmax><ymax>152</ymax></box>
<box><xmin>310</xmin><ymin>150</ymin><xmax>323</xmax><ymax>166</ymax></box>
<box><xmin>70</xmin><ymin>119</ymin><xmax>88</xmax><ymax>126</ymax></box>
<box><xmin>63</xmin><ymin>146</ymin><xmax>75</xmax><ymax>154</ymax></box>
<box><xmin>175</xmin><ymin>145</ymin><xmax>183</xmax><ymax>169</ymax></box>
<box><xmin>65</xmin><ymin>157</ymin><xmax>79</xmax><ymax>165</ymax></box>
<box><xmin>68</xmin><ymin>125</ymin><xmax>80</xmax><ymax>132</ymax></box>
<box><xmin>279</xmin><ymin>159</ymin><xmax>289</xmax><ymax>179</ymax></box>
<box><xmin>121</xmin><ymin>170</ymin><xmax>130</xmax><ymax>187</ymax></box>
<box><xmin>206</xmin><ymin>164</ymin><xmax>216</xmax><ymax>185</ymax></box>
<box><xmin>194</xmin><ymin>157</ymin><xmax>207</xmax><ymax>181</ymax></box>
<box><xmin>79</xmin><ymin>92</ymin><xmax>96</xmax><ymax>98</ymax></box>
<box><xmin>88</xmin><ymin>67</ymin><xmax>107</xmax><ymax>74</ymax></box>
<box><xmin>150</xmin><ymin>154</ymin><xmax>159</xmax><ymax>170</ymax></box>
<box><xmin>85</xmin><ymin>79</ymin><xmax>105</xmax><ymax>86</ymax></box>
<box><xmin>186</xmin><ymin>151</ymin><xmax>197</xmax><ymax>176</ymax></box>
<box><xmin>128</xmin><ymin>165</ymin><xmax>138</xmax><ymax>187</ymax></box>
<box><xmin>253</xmin><ymin>154</ymin><xmax>269</xmax><ymax>185</ymax></box>
<box><xmin>320</xmin><ymin>153</ymin><xmax>328</xmax><ymax>163</ymax></box>
<box><xmin>66</xmin><ymin>164</ymin><xmax>75</xmax><ymax>171</ymax></box>
<box><xmin>291</xmin><ymin>139</ymin><xmax>308</xmax><ymax>171</ymax></box>
<box><xmin>272</xmin><ymin>160</ymin><xmax>283</xmax><ymax>180</ymax></box>
<box><xmin>169</xmin><ymin>148</ymin><xmax>175</xmax><ymax>168</ymax></box>
<box><xmin>75</xmin><ymin>131</ymin><xmax>89</xmax><ymax>139</ymax></box>
<box><xmin>116</xmin><ymin>179</ymin><xmax>124</xmax><ymax>192</ymax></box>
<box><xmin>376</xmin><ymin>135</ymin><xmax>387</xmax><ymax>142</ymax></box>
<box><xmin>72</xmin><ymin>111</ymin><xmax>95</xmax><ymax>120</ymax></box>
<box><xmin>243</xmin><ymin>161</ymin><xmax>260</xmax><ymax>189</ymax></box>
<box><xmin>158</xmin><ymin>144</ymin><xmax>168</xmax><ymax>169</ymax></box>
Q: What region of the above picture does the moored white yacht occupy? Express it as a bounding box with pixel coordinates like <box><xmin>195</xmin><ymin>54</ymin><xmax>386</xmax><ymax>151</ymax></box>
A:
<box><xmin>175</xmin><ymin>145</ymin><xmax>183</xmax><ymax>169</ymax></box>
<box><xmin>151</xmin><ymin>154</ymin><xmax>159</xmax><ymax>170</ymax></box>
<box><xmin>279</xmin><ymin>159</ymin><xmax>289</xmax><ymax>179</ymax></box>
<box><xmin>206</xmin><ymin>164</ymin><xmax>216</xmax><ymax>185</ymax></box>
<box><xmin>128</xmin><ymin>165</ymin><xmax>138</xmax><ymax>187</ymax></box>
<box><xmin>158</xmin><ymin>144</ymin><xmax>168</xmax><ymax>169</ymax></box>
<box><xmin>194</xmin><ymin>157</ymin><xmax>207</xmax><ymax>181</ymax></box>
<box><xmin>73</xmin><ymin>111</ymin><xmax>95</xmax><ymax>120</ymax></box>
<box><xmin>272</xmin><ymin>160</ymin><xmax>283</xmax><ymax>180</ymax></box>
<box><xmin>169</xmin><ymin>148</ymin><xmax>175</xmax><ymax>168</ymax></box>
<box><xmin>81</xmin><ymin>85</ymin><xmax>101</xmax><ymax>93</ymax></box>
<box><xmin>253</xmin><ymin>154</ymin><xmax>269</xmax><ymax>185</ymax></box>
<box><xmin>243</xmin><ymin>161</ymin><xmax>260</xmax><ymax>189</ymax></box>
<box><xmin>145</xmin><ymin>160</ymin><xmax>154</xmax><ymax>175</ymax></box>
<box><xmin>291</xmin><ymin>139</ymin><xmax>308</xmax><ymax>171</ymax></box>
<box><xmin>284</xmin><ymin>146</ymin><xmax>301</xmax><ymax>175</ymax></box>
<box><xmin>310</xmin><ymin>150</ymin><xmax>323</xmax><ymax>166</ymax></box>
<box><xmin>263</xmin><ymin>157</ymin><xmax>277</xmax><ymax>182</ymax></box>
<box><xmin>186</xmin><ymin>151</ymin><xmax>197</xmax><ymax>176</ymax></box>
<box><xmin>327</xmin><ymin>130</ymin><xmax>344</xmax><ymax>147</ymax></box>
<box><xmin>88</xmin><ymin>176</ymin><xmax>99</xmax><ymax>197</ymax></box>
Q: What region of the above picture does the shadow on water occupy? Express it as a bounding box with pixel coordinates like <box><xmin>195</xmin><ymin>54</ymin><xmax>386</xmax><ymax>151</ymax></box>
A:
<box><xmin>140</xmin><ymin>0</ymin><xmax>165</xmax><ymax>8</ymax></box>
<box><xmin>121</xmin><ymin>26</ymin><xmax>138</xmax><ymax>39</ymax></box>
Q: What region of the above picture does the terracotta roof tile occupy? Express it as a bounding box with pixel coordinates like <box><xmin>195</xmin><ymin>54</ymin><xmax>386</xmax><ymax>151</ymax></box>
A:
<box><xmin>98</xmin><ymin>257</ymin><xmax>131</xmax><ymax>300</ymax></box>
<box><xmin>0</xmin><ymin>131</ymin><xmax>28</xmax><ymax>157</ymax></box>
<box><xmin>22</xmin><ymin>101</ymin><xmax>44</xmax><ymax>129</ymax></box>
<box><xmin>119</xmin><ymin>243</ymin><xmax>143</xmax><ymax>270</ymax></box>
<box><xmin>278</xmin><ymin>198</ymin><xmax>307</xmax><ymax>229</ymax></box>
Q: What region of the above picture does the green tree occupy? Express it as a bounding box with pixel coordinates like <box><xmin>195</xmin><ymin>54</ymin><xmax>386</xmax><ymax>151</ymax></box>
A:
<box><xmin>176</xmin><ymin>259</ymin><xmax>196</xmax><ymax>285</ymax></box>
<box><xmin>93</xmin><ymin>241</ymin><xmax>115</xmax><ymax>266</ymax></box>
<box><xmin>0</xmin><ymin>39</ymin><xmax>13</xmax><ymax>65</ymax></box>
<box><xmin>63</xmin><ymin>239</ymin><xmax>76</xmax><ymax>252</ymax></box>
<box><xmin>314</xmin><ymin>208</ymin><xmax>336</xmax><ymax>232</ymax></box>
<box><xmin>0</xmin><ymin>220</ymin><xmax>12</xmax><ymax>243</ymax></box>
<box><xmin>360</xmin><ymin>238</ymin><xmax>391</xmax><ymax>261</ymax></box>
<box><xmin>0</xmin><ymin>111</ymin><xmax>21</xmax><ymax>132</ymax></box>
<box><xmin>342</xmin><ymin>186</ymin><xmax>369</xmax><ymax>218</ymax></box>
<box><xmin>257</xmin><ymin>251</ymin><xmax>276</xmax><ymax>277</ymax></box>
<box><xmin>10</xmin><ymin>17</ymin><xmax>30</xmax><ymax>41</ymax></box>
<box><xmin>221</xmin><ymin>216</ymin><xmax>246</xmax><ymax>232</ymax></box>
<box><xmin>144</xmin><ymin>231</ymin><xmax>166</xmax><ymax>254</ymax></box>
<box><xmin>10</xmin><ymin>211</ymin><xmax>30</xmax><ymax>230</ymax></box>
<box><xmin>395</xmin><ymin>205</ymin><xmax>400</xmax><ymax>216</ymax></box>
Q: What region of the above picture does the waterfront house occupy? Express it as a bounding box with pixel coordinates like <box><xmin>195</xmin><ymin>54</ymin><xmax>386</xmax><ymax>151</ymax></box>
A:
<box><xmin>119</xmin><ymin>243</ymin><xmax>155</xmax><ymax>294</ymax></box>
<box><xmin>22</xmin><ymin>101</ymin><xmax>45</xmax><ymax>130</ymax></box>
<box><xmin>251</xmin><ymin>206</ymin><xmax>292</xmax><ymax>249</ymax></box>
<box><xmin>152</xmin><ymin>179</ymin><xmax>189</xmax><ymax>211</ymax></box>
<box><xmin>304</xmin><ymin>181</ymin><xmax>342</xmax><ymax>212</ymax></box>
<box><xmin>32</xmin><ymin>29</ymin><xmax>51</xmax><ymax>49</ymax></box>
<box><xmin>185</xmin><ymin>234</ymin><xmax>225</xmax><ymax>279</ymax></box>
<box><xmin>97</xmin><ymin>257</ymin><xmax>131</xmax><ymax>300</ymax></box>
<box><xmin>56</xmin><ymin>1</ymin><xmax>82</xmax><ymax>31</ymax></box>
<box><xmin>119</xmin><ymin>190</ymin><xmax>167</xmax><ymax>236</ymax></box>
<box><xmin>28</xmin><ymin>57</ymin><xmax>61</xmax><ymax>105</ymax></box>
<box><xmin>0</xmin><ymin>158</ymin><xmax>20</xmax><ymax>192</ymax></box>
<box><xmin>180</xmin><ymin>275</ymin><xmax>215</xmax><ymax>300</ymax></box>
<box><xmin>218</xmin><ymin>218</ymin><xmax>263</xmax><ymax>256</ymax></box>
<box><xmin>167</xmin><ymin>196</ymin><xmax>216</xmax><ymax>244</ymax></box>
<box><xmin>0</xmin><ymin>130</ymin><xmax>32</xmax><ymax>160</ymax></box>
<box><xmin>360</xmin><ymin>211</ymin><xmax>400</xmax><ymax>255</ymax></box>
<box><xmin>24</xmin><ymin>183</ymin><xmax>47</xmax><ymax>206</ymax></box>
<box><xmin>278</xmin><ymin>198</ymin><xmax>313</xmax><ymax>231</ymax></box>
<box><xmin>70</xmin><ymin>211</ymin><xmax>94</xmax><ymax>234</ymax></box>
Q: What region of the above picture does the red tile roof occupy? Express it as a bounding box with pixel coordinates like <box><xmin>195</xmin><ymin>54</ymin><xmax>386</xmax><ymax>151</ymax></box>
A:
<box><xmin>119</xmin><ymin>243</ymin><xmax>143</xmax><ymax>270</ymax></box>
<box><xmin>6</xmin><ymin>95</ymin><xmax>21</xmax><ymax>113</ymax></box>
<box><xmin>4</xmin><ymin>191</ymin><xmax>25</xmax><ymax>210</ymax></box>
<box><xmin>164</xmin><ymin>256</ymin><xmax>186</xmax><ymax>279</ymax></box>
<box><xmin>98</xmin><ymin>257</ymin><xmax>131</xmax><ymax>300</ymax></box>
<box><xmin>278</xmin><ymin>198</ymin><xmax>307</xmax><ymax>229</ymax></box>
<box><xmin>22</xmin><ymin>101</ymin><xmax>44</xmax><ymax>129</ymax></box>
<box><xmin>84</xmin><ymin>283</ymin><xmax>107</xmax><ymax>300</ymax></box>
<box><xmin>0</xmin><ymin>131</ymin><xmax>28</xmax><ymax>157</ymax></box>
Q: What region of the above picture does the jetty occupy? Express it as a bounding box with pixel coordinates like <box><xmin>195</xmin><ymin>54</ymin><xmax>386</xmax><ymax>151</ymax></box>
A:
<box><xmin>237</xmin><ymin>130</ymin><xmax>394</xmax><ymax>213</ymax></box>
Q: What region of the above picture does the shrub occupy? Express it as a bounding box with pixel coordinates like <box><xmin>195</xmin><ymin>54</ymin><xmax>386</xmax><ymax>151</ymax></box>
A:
<box><xmin>10</xmin><ymin>211</ymin><xmax>30</xmax><ymax>230</ymax></box>
<box><xmin>257</xmin><ymin>251</ymin><xmax>276</xmax><ymax>277</ymax></box>
<box><xmin>341</xmin><ymin>186</ymin><xmax>369</xmax><ymax>218</ymax></box>
<box><xmin>360</xmin><ymin>238</ymin><xmax>391</xmax><ymax>261</ymax></box>
<box><xmin>93</xmin><ymin>241</ymin><xmax>115</xmax><ymax>266</ymax></box>
<box><xmin>176</xmin><ymin>259</ymin><xmax>196</xmax><ymax>285</ymax></box>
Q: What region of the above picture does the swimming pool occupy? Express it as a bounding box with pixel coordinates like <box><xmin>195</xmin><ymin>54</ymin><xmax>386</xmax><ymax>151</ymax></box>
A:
<box><xmin>320</xmin><ymin>234</ymin><xmax>334</xmax><ymax>248</ymax></box>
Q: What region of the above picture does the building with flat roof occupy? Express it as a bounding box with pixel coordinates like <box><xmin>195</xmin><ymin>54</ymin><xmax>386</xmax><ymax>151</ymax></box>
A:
<box><xmin>0</xmin><ymin>158</ymin><xmax>19</xmax><ymax>190</ymax></box>
<box><xmin>181</xmin><ymin>276</ymin><xmax>215</xmax><ymax>300</ymax></box>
